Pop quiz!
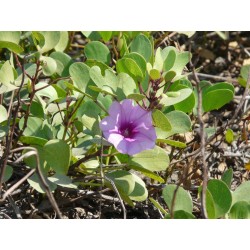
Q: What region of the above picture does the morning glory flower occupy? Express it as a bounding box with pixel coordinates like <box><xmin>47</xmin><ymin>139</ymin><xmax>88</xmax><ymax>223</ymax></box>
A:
<box><xmin>100</xmin><ymin>99</ymin><xmax>157</xmax><ymax>155</ymax></box>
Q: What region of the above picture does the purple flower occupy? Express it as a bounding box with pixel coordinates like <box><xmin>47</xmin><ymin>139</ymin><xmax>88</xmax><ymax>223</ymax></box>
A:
<box><xmin>100</xmin><ymin>99</ymin><xmax>157</xmax><ymax>155</ymax></box>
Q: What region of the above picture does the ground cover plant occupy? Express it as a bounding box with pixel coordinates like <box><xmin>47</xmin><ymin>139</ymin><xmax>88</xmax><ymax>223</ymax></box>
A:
<box><xmin>1</xmin><ymin>31</ymin><xmax>250</xmax><ymax>219</ymax></box>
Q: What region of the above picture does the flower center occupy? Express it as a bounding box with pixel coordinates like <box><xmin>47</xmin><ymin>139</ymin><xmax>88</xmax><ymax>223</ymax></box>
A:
<box><xmin>120</xmin><ymin>124</ymin><xmax>135</xmax><ymax>138</ymax></box>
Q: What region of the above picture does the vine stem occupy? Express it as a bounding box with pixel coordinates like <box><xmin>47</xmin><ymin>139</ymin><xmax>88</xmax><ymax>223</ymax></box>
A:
<box><xmin>189</xmin><ymin>51</ymin><xmax>208</xmax><ymax>219</ymax></box>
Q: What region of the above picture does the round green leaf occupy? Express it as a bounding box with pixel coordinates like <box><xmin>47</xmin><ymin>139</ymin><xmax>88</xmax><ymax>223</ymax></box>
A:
<box><xmin>164</xmin><ymin>71</ymin><xmax>176</xmax><ymax>82</ymax></box>
<box><xmin>127</xmin><ymin>93</ymin><xmax>145</xmax><ymax>102</ymax></box>
<box><xmin>156</xmin><ymin>110</ymin><xmax>191</xmax><ymax>138</ymax></box>
<box><xmin>160</xmin><ymin>88</ymin><xmax>192</xmax><ymax>107</ymax></box>
<box><xmin>28</xmin><ymin>173</ymin><xmax>57</xmax><ymax>193</ymax></box>
<box><xmin>232</xmin><ymin>181</ymin><xmax>250</xmax><ymax>205</ymax></box>
<box><xmin>0</xmin><ymin>31</ymin><xmax>23</xmax><ymax>53</ymax></box>
<box><xmin>84</xmin><ymin>41</ymin><xmax>111</xmax><ymax>65</ymax></box>
<box><xmin>41</xmin><ymin>56</ymin><xmax>57</xmax><ymax>76</ymax></box>
<box><xmin>165</xmin><ymin>210</ymin><xmax>195</xmax><ymax>219</ymax></box>
<box><xmin>221</xmin><ymin>168</ymin><xmax>233</xmax><ymax>189</ymax></box>
<box><xmin>123</xmin><ymin>52</ymin><xmax>147</xmax><ymax>75</ymax></box>
<box><xmin>129</xmin><ymin>146</ymin><xmax>169</xmax><ymax>172</ymax></box>
<box><xmin>35</xmin><ymin>82</ymin><xmax>58</xmax><ymax>103</ymax></box>
<box><xmin>152</xmin><ymin>109</ymin><xmax>172</xmax><ymax>131</ymax></box>
<box><xmin>130</xmin><ymin>34</ymin><xmax>152</xmax><ymax>62</ymax></box>
<box><xmin>43</xmin><ymin>139</ymin><xmax>71</xmax><ymax>174</ymax></box>
<box><xmin>19</xmin><ymin>136</ymin><xmax>48</xmax><ymax>146</ymax></box>
<box><xmin>116</xmin><ymin>57</ymin><xmax>143</xmax><ymax>82</ymax></box>
<box><xmin>48</xmin><ymin>173</ymin><xmax>77</xmax><ymax>189</ymax></box>
<box><xmin>240</xmin><ymin>64</ymin><xmax>250</xmax><ymax>83</ymax></box>
<box><xmin>163</xmin><ymin>49</ymin><xmax>177</xmax><ymax>72</ymax></box>
<box><xmin>150</xmin><ymin>68</ymin><xmax>161</xmax><ymax>80</ymax></box>
<box><xmin>229</xmin><ymin>201</ymin><xmax>250</xmax><ymax>219</ymax></box>
<box><xmin>89</xmin><ymin>66</ymin><xmax>117</xmax><ymax>92</ymax></box>
<box><xmin>98</xmin><ymin>31</ymin><xmax>113</xmax><ymax>42</ymax></box>
<box><xmin>34</xmin><ymin>31</ymin><xmax>60</xmax><ymax>53</ymax></box>
<box><xmin>170</xmin><ymin>84</ymin><xmax>195</xmax><ymax>113</ymax></box>
<box><xmin>54</xmin><ymin>31</ymin><xmax>69</xmax><ymax>52</ymax></box>
<box><xmin>162</xmin><ymin>184</ymin><xmax>193</xmax><ymax>213</ymax></box>
<box><xmin>207</xmin><ymin>179</ymin><xmax>232</xmax><ymax>218</ymax></box>
<box><xmin>0</xmin><ymin>105</ymin><xmax>7</xmax><ymax>123</ymax></box>
<box><xmin>19</xmin><ymin>116</ymin><xmax>43</xmax><ymax>137</ymax></box>
<box><xmin>3</xmin><ymin>165</ymin><xmax>13</xmax><ymax>183</ymax></box>
<box><xmin>225</xmin><ymin>128</ymin><xmax>234</xmax><ymax>144</ymax></box>
<box><xmin>202</xmin><ymin>82</ymin><xmax>234</xmax><ymax>112</ymax></box>
<box><xmin>106</xmin><ymin>170</ymin><xmax>148</xmax><ymax>203</ymax></box>
<box><xmin>127</xmin><ymin>173</ymin><xmax>148</xmax><ymax>201</ymax></box>
<box><xmin>69</xmin><ymin>62</ymin><xmax>91</xmax><ymax>92</ymax></box>
<box><xmin>50</xmin><ymin>51</ymin><xmax>73</xmax><ymax>76</ymax></box>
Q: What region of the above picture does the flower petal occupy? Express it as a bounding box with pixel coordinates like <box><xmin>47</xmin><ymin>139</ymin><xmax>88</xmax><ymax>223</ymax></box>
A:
<box><xmin>99</xmin><ymin>116</ymin><xmax>119</xmax><ymax>133</ymax></box>
<box><xmin>104</xmin><ymin>132</ymin><xmax>124</xmax><ymax>149</ymax></box>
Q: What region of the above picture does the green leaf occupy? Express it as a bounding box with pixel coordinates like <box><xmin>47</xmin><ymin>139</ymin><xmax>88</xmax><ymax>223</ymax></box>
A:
<box><xmin>43</xmin><ymin>139</ymin><xmax>71</xmax><ymax>175</ymax></box>
<box><xmin>88</xmin><ymin>85</ymin><xmax>116</xmax><ymax>97</ymax></box>
<box><xmin>41</xmin><ymin>56</ymin><xmax>57</xmax><ymax>76</ymax></box>
<box><xmin>156</xmin><ymin>110</ymin><xmax>192</xmax><ymax>138</ymax></box>
<box><xmin>116</xmin><ymin>73</ymin><xmax>137</xmax><ymax>100</ymax></box>
<box><xmin>165</xmin><ymin>210</ymin><xmax>195</xmax><ymax>219</ymax></box>
<box><xmin>149</xmin><ymin>197</ymin><xmax>167</xmax><ymax>215</ymax></box>
<box><xmin>69</xmin><ymin>62</ymin><xmax>92</xmax><ymax>93</ymax></box>
<box><xmin>207</xmin><ymin>179</ymin><xmax>232</xmax><ymax>218</ymax></box>
<box><xmin>202</xmin><ymin>82</ymin><xmax>234</xmax><ymax>112</ymax></box>
<box><xmin>3</xmin><ymin>165</ymin><xmax>13</xmax><ymax>183</ymax></box>
<box><xmin>170</xmin><ymin>83</ymin><xmax>195</xmax><ymax>113</ymax></box>
<box><xmin>160</xmin><ymin>88</ymin><xmax>192</xmax><ymax>106</ymax></box>
<box><xmin>157</xmin><ymin>139</ymin><xmax>187</xmax><ymax>148</ymax></box>
<box><xmin>129</xmin><ymin>146</ymin><xmax>169</xmax><ymax>172</ymax></box>
<box><xmin>19</xmin><ymin>116</ymin><xmax>43</xmax><ymax>137</ymax></box>
<box><xmin>106</xmin><ymin>170</ymin><xmax>148</xmax><ymax>203</ymax></box>
<box><xmin>0</xmin><ymin>105</ymin><xmax>7</xmax><ymax>123</ymax></box>
<box><xmin>164</xmin><ymin>71</ymin><xmax>176</xmax><ymax>82</ymax></box>
<box><xmin>152</xmin><ymin>109</ymin><xmax>172</xmax><ymax>131</ymax></box>
<box><xmin>150</xmin><ymin>68</ymin><xmax>161</xmax><ymax>80</ymax></box>
<box><xmin>48</xmin><ymin>173</ymin><xmax>77</xmax><ymax>189</ymax></box>
<box><xmin>84</xmin><ymin>41</ymin><xmax>111</xmax><ymax>65</ymax></box>
<box><xmin>171</xmin><ymin>51</ymin><xmax>191</xmax><ymax>77</ymax></box>
<box><xmin>153</xmin><ymin>47</ymin><xmax>164</xmax><ymax>72</ymax></box>
<box><xmin>178</xmin><ymin>32</ymin><xmax>196</xmax><ymax>38</ymax></box>
<box><xmin>129</xmin><ymin>164</ymin><xmax>165</xmax><ymax>183</ymax></box>
<box><xmin>0</xmin><ymin>31</ymin><xmax>23</xmax><ymax>53</ymax></box>
<box><xmin>28</xmin><ymin>173</ymin><xmax>57</xmax><ymax>193</ymax></box>
<box><xmin>128</xmin><ymin>174</ymin><xmax>148</xmax><ymax>201</ymax></box>
<box><xmin>98</xmin><ymin>31</ymin><xmax>113</xmax><ymax>42</ymax></box>
<box><xmin>15</xmin><ymin>63</ymin><xmax>37</xmax><ymax>87</ymax></box>
<box><xmin>130</xmin><ymin>34</ymin><xmax>152</xmax><ymax>62</ymax></box>
<box><xmin>0</xmin><ymin>60</ymin><xmax>18</xmax><ymax>93</ymax></box>
<box><xmin>240</xmin><ymin>64</ymin><xmax>250</xmax><ymax>81</ymax></box>
<box><xmin>50</xmin><ymin>51</ymin><xmax>74</xmax><ymax>76</ymax></box>
<box><xmin>205</xmin><ymin>189</ymin><xmax>216</xmax><ymax>219</ymax></box>
<box><xmin>116</xmin><ymin>57</ymin><xmax>143</xmax><ymax>82</ymax></box>
<box><xmin>232</xmin><ymin>181</ymin><xmax>250</xmax><ymax>205</ymax></box>
<box><xmin>89</xmin><ymin>66</ymin><xmax>117</xmax><ymax>92</ymax></box>
<box><xmin>54</xmin><ymin>31</ymin><xmax>69</xmax><ymax>52</ymax></box>
<box><xmin>225</xmin><ymin>128</ymin><xmax>234</xmax><ymax>144</ymax></box>
<box><xmin>24</xmin><ymin>145</ymin><xmax>50</xmax><ymax>173</ymax></box>
<box><xmin>162</xmin><ymin>184</ymin><xmax>193</xmax><ymax>213</ymax></box>
<box><xmin>163</xmin><ymin>49</ymin><xmax>177</xmax><ymax>72</ymax></box>
<box><xmin>34</xmin><ymin>31</ymin><xmax>60</xmax><ymax>53</ymax></box>
<box><xmin>19</xmin><ymin>136</ymin><xmax>48</xmax><ymax>146</ymax></box>
<box><xmin>35</xmin><ymin>82</ymin><xmax>58</xmax><ymax>103</ymax></box>
<box><xmin>229</xmin><ymin>201</ymin><xmax>250</xmax><ymax>219</ymax></box>
<box><xmin>127</xmin><ymin>93</ymin><xmax>145</xmax><ymax>102</ymax></box>
<box><xmin>221</xmin><ymin>168</ymin><xmax>233</xmax><ymax>188</ymax></box>
<box><xmin>123</xmin><ymin>52</ymin><xmax>147</xmax><ymax>75</ymax></box>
